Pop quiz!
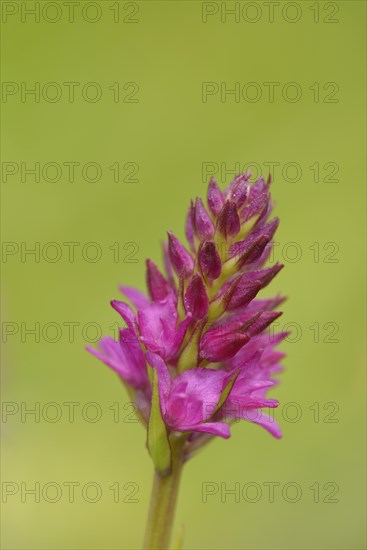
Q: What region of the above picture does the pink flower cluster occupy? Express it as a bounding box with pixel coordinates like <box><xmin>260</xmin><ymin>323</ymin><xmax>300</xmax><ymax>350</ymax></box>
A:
<box><xmin>88</xmin><ymin>174</ymin><xmax>286</xmax><ymax>450</ymax></box>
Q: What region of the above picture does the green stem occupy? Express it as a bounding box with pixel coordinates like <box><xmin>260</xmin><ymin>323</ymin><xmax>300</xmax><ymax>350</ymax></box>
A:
<box><xmin>143</xmin><ymin>439</ymin><xmax>185</xmax><ymax>550</ymax></box>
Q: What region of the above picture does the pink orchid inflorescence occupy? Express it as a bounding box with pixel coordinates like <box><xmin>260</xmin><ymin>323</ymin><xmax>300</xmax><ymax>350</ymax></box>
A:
<box><xmin>88</xmin><ymin>173</ymin><xmax>286</xmax><ymax>468</ymax></box>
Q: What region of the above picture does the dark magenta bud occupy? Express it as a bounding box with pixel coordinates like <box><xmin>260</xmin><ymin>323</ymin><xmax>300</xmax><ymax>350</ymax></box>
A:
<box><xmin>217</xmin><ymin>201</ymin><xmax>240</xmax><ymax>238</ymax></box>
<box><xmin>207</xmin><ymin>177</ymin><xmax>224</xmax><ymax>216</ymax></box>
<box><xmin>184</xmin><ymin>274</ymin><xmax>209</xmax><ymax>319</ymax></box>
<box><xmin>193</xmin><ymin>197</ymin><xmax>214</xmax><ymax>241</ymax></box>
<box><xmin>167</xmin><ymin>231</ymin><xmax>194</xmax><ymax>278</ymax></box>
<box><xmin>146</xmin><ymin>259</ymin><xmax>171</xmax><ymax>301</ymax></box>
<box><xmin>198</xmin><ymin>241</ymin><xmax>222</xmax><ymax>280</ymax></box>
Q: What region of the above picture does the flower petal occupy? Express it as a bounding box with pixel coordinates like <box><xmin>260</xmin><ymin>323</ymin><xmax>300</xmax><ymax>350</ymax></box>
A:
<box><xmin>241</xmin><ymin>409</ymin><xmax>282</xmax><ymax>439</ymax></box>
<box><xmin>181</xmin><ymin>422</ymin><xmax>231</xmax><ymax>439</ymax></box>
<box><xmin>120</xmin><ymin>286</ymin><xmax>150</xmax><ymax>309</ymax></box>
<box><xmin>167</xmin><ymin>368</ymin><xmax>227</xmax><ymax>425</ymax></box>
<box><xmin>87</xmin><ymin>332</ymin><xmax>147</xmax><ymax>390</ymax></box>
<box><xmin>111</xmin><ymin>300</ymin><xmax>137</xmax><ymax>334</ymax></box>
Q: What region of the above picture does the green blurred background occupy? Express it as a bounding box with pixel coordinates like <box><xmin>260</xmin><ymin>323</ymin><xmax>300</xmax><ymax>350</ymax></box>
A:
<box><xmin>1</xmin><ymin>1</ymin><xmax>366</xmax><ymax>548</ymax></box>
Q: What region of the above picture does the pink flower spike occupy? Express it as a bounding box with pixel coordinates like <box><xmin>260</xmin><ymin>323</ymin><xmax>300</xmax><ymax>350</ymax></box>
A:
<box><xmin>88</xmin><ymin>171</ymin><xmax>288</xmax><ymax>484</ymax></box>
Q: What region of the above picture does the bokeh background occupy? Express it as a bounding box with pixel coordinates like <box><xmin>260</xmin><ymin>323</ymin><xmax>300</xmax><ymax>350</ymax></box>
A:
<box><xmin>1</xmin><ymin>1</ymin><xmax>366</xmax><ymax>549</ymax></box>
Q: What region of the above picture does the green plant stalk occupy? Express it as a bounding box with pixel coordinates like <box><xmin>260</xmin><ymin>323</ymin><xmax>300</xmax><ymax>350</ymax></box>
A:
<box><xmin>143</xmin><ymin>437</ymin><xmax>185</xmax><ymax>549</ymax></box>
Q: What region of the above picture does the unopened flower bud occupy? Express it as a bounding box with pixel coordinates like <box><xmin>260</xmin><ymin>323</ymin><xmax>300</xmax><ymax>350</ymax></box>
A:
<box><xmin>167</xmin><ymin>231</ymin><xmax>194</xmax><ymax>278</ymax></box>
